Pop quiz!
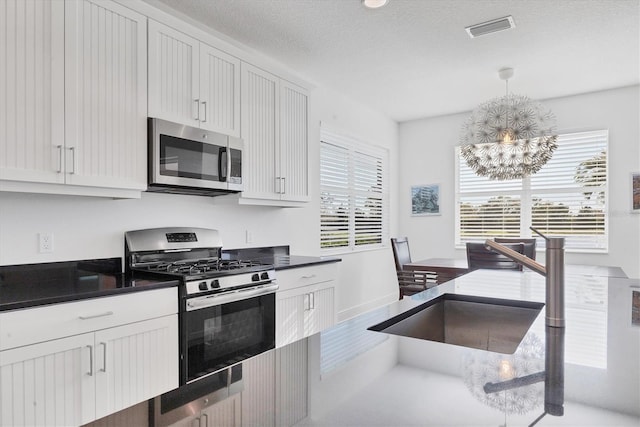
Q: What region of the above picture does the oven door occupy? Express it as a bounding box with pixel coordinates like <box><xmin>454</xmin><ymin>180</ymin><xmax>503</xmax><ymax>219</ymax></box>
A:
<box><xmin>182</xmin><ymin>283</ymin><xmax>277</xmax><ymax>384</ymax></box>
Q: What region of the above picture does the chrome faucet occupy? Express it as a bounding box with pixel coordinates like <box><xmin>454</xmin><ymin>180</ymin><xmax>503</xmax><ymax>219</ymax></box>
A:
<box><xmin>485</xmin><ymin>227</ymin><xmax>565</xmax><ymax>328</ymax></box>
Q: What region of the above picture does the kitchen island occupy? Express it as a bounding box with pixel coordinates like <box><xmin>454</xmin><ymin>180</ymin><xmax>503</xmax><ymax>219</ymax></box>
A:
<box><xmin>300</xmin><ymin>269</ymin><xmax>640</xmax><ymax>426</ymax></box>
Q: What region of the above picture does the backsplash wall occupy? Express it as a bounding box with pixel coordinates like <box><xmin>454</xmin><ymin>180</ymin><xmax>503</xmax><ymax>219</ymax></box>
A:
<box><xmin>0</xmin><ymin>191</ymin><xmax>298</xmax><ymax>266</ymax></box>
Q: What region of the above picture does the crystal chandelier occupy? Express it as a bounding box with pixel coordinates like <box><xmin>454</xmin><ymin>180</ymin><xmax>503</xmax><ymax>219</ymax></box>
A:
<box><xmin>460</xmin><ymin>68</ymin><xmax>558</xmax><ymax>180</ymax></box>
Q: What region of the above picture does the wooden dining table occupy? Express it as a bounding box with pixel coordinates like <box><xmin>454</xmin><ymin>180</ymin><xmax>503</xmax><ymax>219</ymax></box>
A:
<box><xmin>403</xmin><ymin>257</ymin><xmax>628</xmax><ymax>285</ymax></box>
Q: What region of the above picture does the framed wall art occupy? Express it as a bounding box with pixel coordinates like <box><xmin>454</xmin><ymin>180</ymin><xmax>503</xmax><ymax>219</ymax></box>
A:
<box><xmin>632</xmin><ymin>172</ymin><xmax>640</xmax><ymax>213</ymax></box>
<box><xmin>411</xmin><ymin>184</ymin><xmax>440</xmax><ymax>216</ymax></box>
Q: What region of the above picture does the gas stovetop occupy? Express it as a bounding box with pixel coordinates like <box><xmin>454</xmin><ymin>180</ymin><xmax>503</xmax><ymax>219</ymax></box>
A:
<box><xmin>130</xmin><ymin>258</ymin><xmax>273</xmax><ymax>281</ymax></box>
<box><xmin>124</xmin><ymin>227</ymin><xmax>275</xmax><ymax>296</ymax></box>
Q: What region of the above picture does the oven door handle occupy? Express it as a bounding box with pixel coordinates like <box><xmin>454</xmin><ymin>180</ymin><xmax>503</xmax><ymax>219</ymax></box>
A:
<box><xmin>186</xmin><ymin>283</ymin><xmax>279</xmax><ymax>311</ymax></box>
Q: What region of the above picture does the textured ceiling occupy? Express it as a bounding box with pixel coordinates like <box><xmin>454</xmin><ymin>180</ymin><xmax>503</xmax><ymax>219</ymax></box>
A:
<box><xmin>144</xmin><ymin>0</ymin><xmax>640</xmax><ymax>122</ymax></box>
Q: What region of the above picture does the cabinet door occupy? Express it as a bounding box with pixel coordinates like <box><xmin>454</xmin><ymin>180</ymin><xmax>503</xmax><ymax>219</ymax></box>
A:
<box><xmin>64</xmin><ymin>0</ymin><xmax>147</xmax><ymax>190</ymax></box>
<box><xmin>94</xmin><ymin>315</ymin><xmax>179</xmax><ymax>420</ymax></box>
<box><xmin>148</xmin><ymin>20</ymin><xmax>200</xmax><ymax>127</ymax></box>
<box><xmin>275</xmin><ymin>339</ymin><xmax>308</xmax><ymax>427</ymax></box>
<box><xmin>0</xmin><ymin>0</ymin><xmax>65</xmax><ymax>185</ymax></box>
<box><xmin>199</xmin><ymin>44</ymin><xmax>240</xmax><ymax>136</ymax></box>
<box><xmin>241</xmin><ymin>62</ymin><xmax>279</xmax><ymax>200</ymax></box>
<box><xmin>275</xmin><ymin>290</ymin><xmax>305</xmax><ymax>348</ymax></box>
<box><xmin>304</xmin><ymin>286</ymin><xmax>336</xmax><ymax>337</ymax></box>
<box><xmin>200</xmin><ymin>393</ymin><xmax>241</xmax><ymax>427</ymax></box>
<box><xmin>0</xmin><ymin>333</ymin><xmax>95</xmax><ymax>427</ymax></box>
<box><xmin>279</xmin><ymin>81</ymin><xmax>309</xmax><ymax>202</ymax></box>
<box><xmin>241</xmin><ymin>350</ymin><xmax>276</xmax><ymax>427</ymax></box>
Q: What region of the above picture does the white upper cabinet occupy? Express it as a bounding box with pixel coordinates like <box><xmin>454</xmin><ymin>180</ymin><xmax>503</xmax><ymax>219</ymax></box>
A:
<box><xmin>0</xmin><ymin>0</ymin><xmax>65</xmax><ymax>185</ymax></box>
<box><xmin>148</xmin><ymin>20</ymin><xmax>241</xmax><ymax>137</ymax></box>
<box><xmin>279</xmin><ymin>80</ymin><xmax>309</xmax><ymax>202</ymax></box>
<box><xmin>0</xmin><ymin>0</ymin><xmax>147</xmax><ymax>196</ymax></box>
<box><xmin>65</xmin><ymin>0</ymin><xmax>147</xmax><ymax>190</ymax></box>
<box><xmin>240</xmin><ymin>63</ymin><xmax>309</xmax><ymax>205</ymax></box>
<box><xmin>199</xmin><ymin>44</ymin><xmax>241</xmax><ymax>136</ymax></box>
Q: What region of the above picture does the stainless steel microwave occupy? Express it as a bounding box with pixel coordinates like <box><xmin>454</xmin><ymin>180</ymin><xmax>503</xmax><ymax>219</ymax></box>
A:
<box><xmin>147</xmin><ymin>118</ymin><xmax>243</xmax><ymax>196</ymax></box>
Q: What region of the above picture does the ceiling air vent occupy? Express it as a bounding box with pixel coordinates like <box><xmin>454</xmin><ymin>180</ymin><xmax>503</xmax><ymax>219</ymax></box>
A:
<box><xmin>465</xmin><ymin>16</ymin><xmax>515</xmax><ymax>38</ymax></box>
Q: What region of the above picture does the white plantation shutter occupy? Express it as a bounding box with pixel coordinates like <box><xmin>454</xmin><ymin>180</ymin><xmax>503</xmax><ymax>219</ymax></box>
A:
<box><xmin>530</xmin><ymin>131</ymin><xmax>608</xmax><ymax>250</ymax></box>
<box><xmin>456</xmin><ymin>130</ymin><xmax>608</xmax><ymax>251</ymax></box>
<box><xmin>353</xmin><ymin>151</ymin><xmax>384</xmax><ymax>246</ymax></box>
<box><xmin>320</xmin><ymin>142</ymin><xmax>350</xmax><ymax>249</ymax></box>
<box><xmin>320</xmin><ymin>129</ymin><xmax>389</xmax><ymax>252</ymax></box>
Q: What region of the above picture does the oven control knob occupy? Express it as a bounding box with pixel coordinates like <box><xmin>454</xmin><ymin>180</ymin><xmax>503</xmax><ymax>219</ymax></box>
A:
<box><xmin>211</xmin><ymin>279</ymin><xmax>220</xmax><ymax>288</ymax></box>
<box><xmin>251</xmin><ymin>273</ymin><xmax>260</xmax><ymax>282</ymax></box>
<box><xmin>198</xmin><ymin>281</ymin><xmax>208</xmax><ymax>291</ymax></box>
<box><xmin>260</xmin><ymin>272</ymin><xmax>270</xmax><ymax>280</ymax></box>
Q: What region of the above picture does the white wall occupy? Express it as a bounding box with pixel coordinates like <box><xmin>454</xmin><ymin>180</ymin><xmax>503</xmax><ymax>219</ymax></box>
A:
<box><xmin>310</xmin><ymin>86</ymin><xmax>400</xmax><ymax>320</ymax></box>
<box><xmin>0</xmin><ymin>78</ymin><xmax>399</xmax><ymax>321</ymax></box>
<box><xmin>398</xmin><ymin>85</ymin><xmax>640</xmax><ymax>278</ymax></box>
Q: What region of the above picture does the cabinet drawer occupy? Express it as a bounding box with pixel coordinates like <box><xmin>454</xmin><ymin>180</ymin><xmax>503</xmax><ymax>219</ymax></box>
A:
<box><xmin>275</xmin><ymin>263</ymin><xmax>337</xmax><ymax>292</ymax></box>
<box><xmin>0</xmin><ymin>287</ymin><xmax>178</xmax><ymax>351</ymax></box>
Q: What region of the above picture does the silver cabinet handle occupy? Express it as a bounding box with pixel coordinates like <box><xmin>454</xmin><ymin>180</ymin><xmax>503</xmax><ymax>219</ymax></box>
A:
<box><xmin>100</xmin><ymin>342</ymin><xmax>107</xmax><ymax>372</ymax></box>
<box><xmin>201</xmin><ymin>101</ymin><xmax>207</xmax><ymax>123</ymax></box>
<box><xmin>275</xmin><ymin>177</ymin><xmax>281</xmax><ymax>194</ymax></box>
<box><xmin>87</xmin><ymin>345</ymin><xmax>94</xmax><ymax>376</ymax></box>
<box><xmin>56</xmin><ymin>145</ymin><xmax>63</xmax><ymax>173</ymax></box>
<box><xmin>194</xmin><ymin>98</ymin><xmax>200</xmax><ymax>120</ymax></box>
<box><xmin>78</xmin><ymin>311</ymin><xmax>114</xmax><ymax>320</ymax></box>
<box><xmin>281</xmin><ymin>177</ymin><xmax>286</xmax><ymax>194</ymax></box>
<box><xmin>303</xmin><ymin>293</ymin><xmax>310</xmax><ymax>311</ymax></box>
<box><xmin>68</xmin><ymin>147</ymin><xmax>76</xmax><ymax>174</ymax></box>
<box><xmin>301</xmin><ymin>274</ymin><xmax>316</xmax><ymax>279</ymax></box>
<box><xmin>310</xmin><ymin>292</ymin><xmax>315</xmax><ymax>309</ymax></box>
<box><xmin>201</xmin><ymin>413</ymin><xmax>208</xmax><ymax>427</ymax></box>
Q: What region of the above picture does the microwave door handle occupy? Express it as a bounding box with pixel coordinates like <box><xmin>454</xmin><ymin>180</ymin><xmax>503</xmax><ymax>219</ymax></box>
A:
<box><xmin>227</xmin><ymin>146</ymin><xmax>232</xmax><ymax>183</ymax></box>
<box><xmin>219</xmin><ymin>147</ymin><xmax>228</xmax><ymax>182</ymax></box>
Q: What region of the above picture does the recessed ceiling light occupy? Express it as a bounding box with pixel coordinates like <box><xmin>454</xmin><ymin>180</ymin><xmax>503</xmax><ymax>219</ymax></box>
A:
<box><xmin>362</xmin><ymin>0</ymin><xmax>389</xmax><ymax>9</ymax></box>
<box><xmin>465</xmin><ymin>16</ymin><xmax>516</xmax><ymax>38</ymax></box>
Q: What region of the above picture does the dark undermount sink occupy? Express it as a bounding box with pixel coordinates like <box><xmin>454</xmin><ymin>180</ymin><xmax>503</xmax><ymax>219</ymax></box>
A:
<box><xmin>368</xmin><ymin>293</ymin><xmax>544</xmax><ymax>354</ymax></box>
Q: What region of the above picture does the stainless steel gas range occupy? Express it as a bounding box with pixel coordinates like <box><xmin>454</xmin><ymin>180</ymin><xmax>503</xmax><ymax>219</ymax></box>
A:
<box><xmin>124</xmin><ymin>227</ymin><xmax>277</xmax><ymax>386</ymax></box>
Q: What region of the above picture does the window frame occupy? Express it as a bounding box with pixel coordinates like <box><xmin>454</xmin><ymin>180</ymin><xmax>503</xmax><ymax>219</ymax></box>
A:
<box><xmin>320</xmin><ymin>128</ymin><xmax>390</xmax><ymax>255</ymax></box>
<box><xmin>455</xmin><ymin>129</ymin><xmax>609</xmax><ymax>253</ymax></box>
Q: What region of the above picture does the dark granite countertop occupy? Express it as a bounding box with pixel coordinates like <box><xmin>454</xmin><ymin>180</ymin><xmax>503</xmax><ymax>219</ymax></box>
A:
<box><xmin>0</xmin><ymin>258</ymin><xmax>178</xmax><ymax>312</ymax></box>
<box><xmin>222</xmin><ymin>246</ymin><xmax>341</xmax><ymax>270</ymax></box>
<box><xmin>307</xmin><ymin>269</ymin><xmax>640</xmax><ymax>425</ymax></box>
<box><xmin>264</xmin><ymin>255</ymin><xmax>341</xmax><ymax>271</ymax></box>
<box><xmin>0</xmin><ymin>253</ymin><xmax>339</xmax><ymax>312</ymax></box>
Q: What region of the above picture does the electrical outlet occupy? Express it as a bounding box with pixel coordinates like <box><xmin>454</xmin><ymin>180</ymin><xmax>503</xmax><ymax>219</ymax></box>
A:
<box><xmin>39</xmin><ymin>232</ymin><xmax>54</xmax><ymax>253</ymax></box>
<box><xmin>245</xmin><ymin>230</ymin><xmax>254</xmax><ymax>244</ymax></box>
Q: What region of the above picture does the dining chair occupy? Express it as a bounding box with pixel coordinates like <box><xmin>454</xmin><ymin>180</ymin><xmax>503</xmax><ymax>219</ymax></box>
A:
<box><xmin>391</xmin><ymin>237</ymin><xmax>437</xmax><ymax>298</ymax></box>
<box><xmin>495</xmin><ymin>237</ymin><xmax>537</xmax><ymax>260</ymax></box>
<box><xmin>466</xmin><ymin>242</ymin><xmax>525</xmax><ymax>271</ymax></box>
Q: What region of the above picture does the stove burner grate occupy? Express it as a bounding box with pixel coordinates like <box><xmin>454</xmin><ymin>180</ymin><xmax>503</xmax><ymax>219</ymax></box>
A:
<box><xmin>141</xmin><ymin>258</ymin><xmax>266</xmax><ymax>275</ymax></box>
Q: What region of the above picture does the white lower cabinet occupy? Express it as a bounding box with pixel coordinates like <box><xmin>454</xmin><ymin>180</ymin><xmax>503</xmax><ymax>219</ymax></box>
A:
<box><xmin>240</xmin><ymin>339</ymin><xmax>308</xmax><ymax>427</ymax></box>
<box><xmin>0</xmin><ymin>333</ymin><xmax>95</xmax><ymax>427</ymax></box>
<box><xmin>167</xmin><ymin>393</ymin><xmax>242</xmax><ymax>427</ymax></box>
<box><xmin>275</xmin><ymin>264</ymin><xmax>338</xmax><ymax>348</ymax></box>
<box><xmin>276</xmin><ymin>285</ymin><xmax>335</xmax><ymax>348</ymax></box>
<box><xmin>0</xmin><ymin>289</ymin><xmax>179</xmax><ymax>427</ymax></box>
<box><xmin>93</xmin><ymin>316</ymin><xmax>178</xmax><ymax>420</ymax></box>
